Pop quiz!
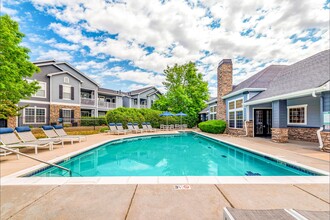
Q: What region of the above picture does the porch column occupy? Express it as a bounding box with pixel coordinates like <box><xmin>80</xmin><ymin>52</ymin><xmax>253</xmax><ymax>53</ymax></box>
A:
<box><xmin>147</xmin><ymin>96</ymin><xmax>151</xmax><ymax>108</ymax></box>
<box><xmin>137</xmin><ymin>95</ymin><xmax>140</xmax><ymax>108</ymax></box>
<box><xmin>271</xmin><ymin>100</ymin><xmax>288</xmax><ymax>143</ymax></box>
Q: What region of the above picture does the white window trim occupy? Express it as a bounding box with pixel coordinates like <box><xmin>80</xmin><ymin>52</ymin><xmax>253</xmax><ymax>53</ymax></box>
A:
<box><xmin>23</xmin><ymin>106</ymin><xmax>47</xmax><ymax>124</ymax></box>
<box><xmin>287</xmin><ymin>104</ymin><xmax>308</xmax><ymax>126</ymax></box>
<box><xmin>209</xmin><ymin>104</ymin><xmax>217</xmax><ymax>120</ymax></box>
<box><xmin>228</xmin><ymin>98</ymin><xmax>244</xmax><ymax>128</ymax></box>
<box><xmin>64</xmin><ymin>77</ymin><xmax>70</xmax><ymax>84</ymax></box>
<box><xmin>62</xmin><ymin>84</ymin><xmax>72</xmax><ymax>100</ymax></box>
<box><xmin>27</xmin><ymin>80</ymin><xmax>47</xmax><ymax>98</ymax></box>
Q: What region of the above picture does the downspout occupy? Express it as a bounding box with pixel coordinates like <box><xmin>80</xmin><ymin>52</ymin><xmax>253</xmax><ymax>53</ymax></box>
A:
<box><xmin>244</xmin><ymin>120</ymin><xmax>248</xmax><ymax>137</ymax></box>
<box><xmin>317</xmin><ymin>127</ymin><xmax>324</xmax><ymax>150</ymax></box>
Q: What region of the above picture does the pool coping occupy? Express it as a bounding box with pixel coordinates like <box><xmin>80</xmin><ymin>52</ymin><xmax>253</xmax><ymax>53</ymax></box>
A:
<box><xmin>1</xmin><ymin>131</ymin><xmax>329</xmax><ymax>185</ymax></box>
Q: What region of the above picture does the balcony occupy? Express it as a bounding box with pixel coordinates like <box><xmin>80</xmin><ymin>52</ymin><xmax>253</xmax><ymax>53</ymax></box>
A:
<box><xmin>132</xmin><ymin>104</ymin><xmax>148</xmax><ymax>108</ymax></box>
<box><xmin>98</xmin><ymin>102</ymin><xmax>116</xmax><ymax>109</ymax></box>
<box><xmin>81</xmin><ymin>98</ymin><xmax>95</xmax><ymax>106</ymax></box>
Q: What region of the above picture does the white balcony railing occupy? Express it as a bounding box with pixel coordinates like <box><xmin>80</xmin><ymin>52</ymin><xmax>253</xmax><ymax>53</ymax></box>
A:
<box><xmin>98</xmin><ymin>102</ymin><xmax>116</xmax><ymax>109</ymax></box>
<box><xmin>132</xmin><ymin>104</ymin><xmax>148</xmax><ymax>108</ymax></box>
<box><xmin>81</xmin><ymin>98</ymin><xmax>95</xmax><ymax>106</ymax></box>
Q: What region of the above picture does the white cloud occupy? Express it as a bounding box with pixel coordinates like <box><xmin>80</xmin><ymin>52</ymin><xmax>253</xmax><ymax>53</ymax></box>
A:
<box><xmin>37</xmin><ymin>49</ymin><xmax>73</xmax><ymax>61</ymax></box>
<box><xmin>25</xmin><ymin>0</ymin><xmax>330</xmax><ymax>95</ymax></box>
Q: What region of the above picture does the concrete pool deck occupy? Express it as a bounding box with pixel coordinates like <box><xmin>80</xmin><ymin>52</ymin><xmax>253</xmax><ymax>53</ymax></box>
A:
<box><xmin>1</xmin><ymin>130</ymin><xmax>330</xmax><ymax>219</ymax></box>
<box><xmin>1</xmin><ymin>184</ymin><xmax>329</xmax><ymax>219</ymax></box>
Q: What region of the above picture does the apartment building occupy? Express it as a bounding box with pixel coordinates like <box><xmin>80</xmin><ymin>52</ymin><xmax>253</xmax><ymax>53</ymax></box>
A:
<box><xmin>4</xmin><ymin>60</ymin><xmax>161</xmax><ymax>128</ymax></box>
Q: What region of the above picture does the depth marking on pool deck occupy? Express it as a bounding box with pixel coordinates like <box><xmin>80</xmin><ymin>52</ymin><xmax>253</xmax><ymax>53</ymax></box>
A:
<box><xmin>174</xmin><ymin>184</ymin><xmax>191</xmax><ymax>190</ymax></box>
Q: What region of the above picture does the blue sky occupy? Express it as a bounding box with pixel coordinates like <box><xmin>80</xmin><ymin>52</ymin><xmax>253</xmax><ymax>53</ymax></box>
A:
<box><xmin>2</xmin><ymin>0</ymin><xmax>329</xmax><ymax>95</ymax></box>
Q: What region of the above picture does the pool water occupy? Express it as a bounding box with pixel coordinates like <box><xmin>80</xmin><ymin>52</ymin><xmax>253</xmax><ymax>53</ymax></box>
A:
<box><xmin>32</xmin><ymin>133</ymin><xmax>321</xmax><ymax>177</ymax></box>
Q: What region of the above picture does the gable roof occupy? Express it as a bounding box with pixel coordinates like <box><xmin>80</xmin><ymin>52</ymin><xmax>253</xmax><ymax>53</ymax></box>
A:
<box><xmin>55</xmin><ymin>62</ymin><xmax>100</xmax><ymax>86</ymax></box>
<box><xmin>98</xmin><ymin>87</ymin><xmax>123</xmax><ymax>96</ymax></box>
<box><xmin>246</xmin><ymin>49</ymin><xmax>330</xmax><ymax>104</ymax></box>
<box><xmin>231</xmin><ymin>65</ymin><xmax>287</xmax><ymax>93</ymax></box>
<box><xmin>128</xmin><ymin>86</ymin><xmax>162</xmax><ymax>95</ymax></box>
<box><xmin>47</xmin><ymin>71</ymin><xmax>83</xmax><ymax>83</ymax></box>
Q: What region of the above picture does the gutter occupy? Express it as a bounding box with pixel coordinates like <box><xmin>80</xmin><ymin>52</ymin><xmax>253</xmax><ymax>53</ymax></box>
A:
<box><xmin>244</xmin><ymin>81</ymin><xmax>330</xmax><ymax>106</ymax></box>
<box><xmin>222</xmin><ymin>88</ymin><xmax>267</xmax><ymax>100</ymax></box>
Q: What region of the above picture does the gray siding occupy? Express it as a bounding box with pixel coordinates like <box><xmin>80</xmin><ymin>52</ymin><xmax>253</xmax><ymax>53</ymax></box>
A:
<box><xmin>123</xmin><ymin>97</ymin><xmax>130</xmax><ymax>107</ymax></box>
<box><xmin>26</xmin><ymin>66</ymin><xmax>59</xmax><ymax>102</ymax></box>
<box><xmin>139</xmin><ymin>88</ymin><xmax>157</xmax><ymax>99</ymax></box>
<box><xmin>287</xmin><ymin>96</ymin><xmax>321</xmax><ymax>127</ymax></box>
<box><xmin>272</xmin><ymin>100</ymin><xmax>287</xmax><ymax>128</ymax></box>
<box><xmin>51</xmin><ymin>74</ymin><xmax>80</xmax><ymax>104</ymax></box>
<box><xmin>57</xmin><ymin>63</ymin><xmax>98</xmax><ymax>90</ymax></box>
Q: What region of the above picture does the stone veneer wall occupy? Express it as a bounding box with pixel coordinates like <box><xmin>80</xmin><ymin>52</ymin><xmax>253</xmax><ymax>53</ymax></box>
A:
<box><xmin>216</xmin><ymin>60</ymin><xmax>232</xmax><ymax>121</ymax></box>
<box><xmin>227</xmin><ymin>128</ymin><xmax>245</xmax><ymax>136</ymax></box>
<box><xmin>49</xmin><ymin>104</ymin><xmax>81</xmax><ymax>125</ymax></box>
<box><xmin>320</xmin><ymin>131</ymin><xmax>330</xmax><ymax>152</ymax></box>
<box><xmin>271</xmin><ymin>128</ymin><xmax>288</xmax><ymax>143</ymax></box>
<box><xmin>288</xmin><ymin>127</ymin><xmax>319</xmax><ymax>143</ymax></box>
<box><xmin>245</xmin><ymin>121</ymin><xmax>254</xmax><ymax>137</ymax></box>
<box><xmin>7</xmin><ymin>117</ymin><xmax>17</xmax><ymax>128</ymax></box>
<box><xmin>226</xmin><ymin>121</ymin><xmax>253</xmax><ymax>137</ymax></box>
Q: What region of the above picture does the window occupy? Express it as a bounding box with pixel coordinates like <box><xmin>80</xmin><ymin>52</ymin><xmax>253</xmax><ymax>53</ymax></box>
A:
<box><xmin>27</xmin><ymin>80</ymin><xmax>46</xmax><ymax>98</ymax></box>
<box><xmin>24</xmin><ymin>107</ymin><xmax>46</xmax><ymax>124</ymax></box>
<box><xmin>209</xmin><ymin>104</ymin><xmax>217</xmax><ymax>120</ymax></box>
<box><xmin>133</xmin><ymin>99</ymin><xmax>138</xmax><ymax>105</ymax></box>
<box><xmin>81</xmin><ymin>92</ymin><xmax>91</xmax><ymax>99</ymax></box>
<box><xmin>288</xmin><ymin>105</ymin><xmax>307</xmax><ymax>125</ymax></box>
<box><xmin>228</xmin><ymin>98</ymin><xmax>244</xmax><ymax>128</ymax></box>
<box><xmin>63</xmin><ymin>85</ymin><xmax>71</xmax><ymax>100</ymax></box>
<box><xmin>62</xmin><ymin>109</ymin><xmax>72</xmax><ymax>123</ymax></box>
<box><xmin>64</xmin><ymin>77</ymin><xmax>70</xmax><ymax>84</ymax></box>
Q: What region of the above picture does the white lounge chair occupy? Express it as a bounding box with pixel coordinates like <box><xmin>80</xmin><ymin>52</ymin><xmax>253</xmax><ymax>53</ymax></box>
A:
<box><xmin>127</xmin><ymin>123</ymin><xmax>143</xmax><ymax>133</ymax></box>
<box><xmin>0</xmin><ymin>146</ymin><xmax>19</xmax><ymax>159</ymax></box>
<box><xmin>42</xmin><ymin>125</ymin><xmax>79</xmax><ymax>145</ymax></box>
<box><xmin>15</xmin><ymin>126</ymin><xmax>64</xmax><ymax>149</ymax></box>
<box><xmin>0</xmin><ymin>128</ymin><xmax>52</xmax><ymax>154</ymax></box>
<box><xmin>106</xmin><ymin>123</ymin><xmax>127</xmax><ymax>135</ymax></box>
<box><xmin>53</xmin><ymin>125</ymin><xmax>87</xmax><ymax>142</ymax></box>
<box><xmin>142</xmin><ymin>122</ymin><xmax>155</xmax><ymax>132</ymax></box>
<box><xmin>116</xmin><ymin>123</ymin><xmax>131</xmax><ymax>134</ymax></box>
<box><xmin>146</xmin><ymin>122</ymin><xmax>157</xmax><ymax>132</ymax></box>
<box><xmin>133</xmin><ymin>123</ymin><xmax>144</xmax><ymax>133</ymax></box>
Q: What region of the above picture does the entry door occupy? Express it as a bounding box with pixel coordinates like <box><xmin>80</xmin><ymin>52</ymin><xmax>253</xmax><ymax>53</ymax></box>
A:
<box><xmin>254</xmin><ymin>109</ymin><xmax>272</xmax><ymax>137</ymax></box>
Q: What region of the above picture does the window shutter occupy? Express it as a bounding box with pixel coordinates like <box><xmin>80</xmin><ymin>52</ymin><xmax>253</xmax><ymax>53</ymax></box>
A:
<box><xmin>59</xmin><ymin>109</ymin><xmax>63</xmax><ymax>121</ymax></box>
<box><xmin>71</xmin><ymin>110</ymin><xmax>74</xmax><ymax>123</ymax></box>
<box><xmin>59</xmin><ymin>85</ymin><xmax>63</xmax><ymax>99</ymax></box>
<box><xmin>71</xmin><ymin>87</ymin><xmax>74</xmax><ymax>100</ymax></box>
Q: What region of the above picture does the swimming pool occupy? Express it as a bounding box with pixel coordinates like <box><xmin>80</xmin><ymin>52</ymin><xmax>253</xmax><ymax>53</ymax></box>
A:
<box><xmin>30</xmin><ymin>132</ymin><xmax>323</xmax><ymax>177</ymax></box>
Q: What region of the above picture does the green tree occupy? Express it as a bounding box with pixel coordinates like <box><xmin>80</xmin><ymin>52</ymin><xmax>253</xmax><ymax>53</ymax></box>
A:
<box><xmin>152</xmin><ymin>62</ymin><xmax>209</xmax><ymax>127</ymax></box>
<box><xmin>0</xmin><ymin>15</ymin><xmax>40</xmax><ymax>119</ymax></box>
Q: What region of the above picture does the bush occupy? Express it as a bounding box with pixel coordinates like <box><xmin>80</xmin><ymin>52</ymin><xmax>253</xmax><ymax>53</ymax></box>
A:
<box><xmin>198</xmin><ymin>120</ymin><xmax>226</xmax><ymax>134</ymax></box>
<box><xmin>105</xmin><ymin>108</ymin><xmax>145</xmax><ymax>128</ymax></box>
<box><xmin>105</xmin><ymin>107</ymin><xmax>182</xmax><ymax>128</ymax></box>
<box><xmin>81</xmin><ymin>117</ymin><xmax>107</xmax><ymax>126</ymax></box>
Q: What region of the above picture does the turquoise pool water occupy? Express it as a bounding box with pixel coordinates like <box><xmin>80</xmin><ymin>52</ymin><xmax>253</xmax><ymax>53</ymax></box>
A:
<box><xmin>31</xmin><ymin>133</ymin><xmax>321</xmax><ymax>177</ymax></box>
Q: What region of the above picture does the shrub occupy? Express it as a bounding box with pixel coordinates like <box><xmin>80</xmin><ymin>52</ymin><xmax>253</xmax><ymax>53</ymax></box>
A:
<box><xmin>105</xmin><ymin>107</ymin><xmax>182</xmax><ymax>128</ymax></box>
<box><xmin>81</xmin><ymin>117</ymin><xmax>107</xmax><ymax>126</ymax></box>
<box><xmin>105</xmin><ymin>107</ymin><xmax>145</xmax><ymax>128</ymax></box>
<box><xmin>198</xmin><ymin>120</ymin><xmax>226</xmax><ymax>134</ymax></box>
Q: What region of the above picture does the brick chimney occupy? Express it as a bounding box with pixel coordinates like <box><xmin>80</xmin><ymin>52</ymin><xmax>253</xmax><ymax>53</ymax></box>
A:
<box><xmin>216</xmin><ymin>59</ymin><xmax>233</xmax><ymax>121</ymax></box>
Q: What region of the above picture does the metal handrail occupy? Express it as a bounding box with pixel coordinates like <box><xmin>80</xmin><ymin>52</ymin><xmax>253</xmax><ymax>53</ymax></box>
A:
<box><xmin>0</xmin><ymin>146</ymin><xmax>72</xmax><ymax>176</ymax></box>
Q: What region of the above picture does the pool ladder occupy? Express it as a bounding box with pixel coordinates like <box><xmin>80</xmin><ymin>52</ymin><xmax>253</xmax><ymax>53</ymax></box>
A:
<box><xmin>0</xmin><ymin>145</ymin><xmax>73</xmax><ymax>177</ymax></box>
